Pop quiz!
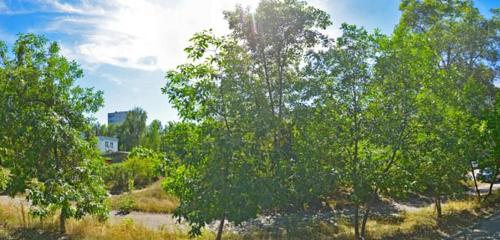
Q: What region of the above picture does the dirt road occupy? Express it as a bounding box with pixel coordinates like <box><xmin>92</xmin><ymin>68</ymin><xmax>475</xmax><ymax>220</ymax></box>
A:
<box><xmin>451</xmin><ymin>212</ymin><xmax>500</xmax><ymax>239</ymax></box>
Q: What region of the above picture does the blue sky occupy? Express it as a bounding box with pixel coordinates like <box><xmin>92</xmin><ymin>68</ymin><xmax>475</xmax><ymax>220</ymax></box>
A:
<box><xmin>1</xmin><ymin>0</ymin><xmax>498</xmax><ymax>124</ymax></box>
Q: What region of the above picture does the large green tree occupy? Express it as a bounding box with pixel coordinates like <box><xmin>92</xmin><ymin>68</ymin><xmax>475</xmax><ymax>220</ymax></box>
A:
<box><xmin>223</xmin><ymin>0</ymin><xmax>332</xmax><ymax>212</ymax></box>
<box><xmin>163</xmin><ymin>0</ymin><xmax>332</xmax><ymax>238</ymax></box>
<box><xmin>163</xmin><ymin>32</ymin><xmax>261</xmax><ymax>239</ymax></box>
<box><xmin>303</xmin><ymin>24</ymin><xmax>380</xmax><ymax>239</ymax></box>
<box><xmin>302</xmin><ymin>23</ymin><xmax>427</xmax><ymax>238</ymax></box>
<box><xmin>0</xmin><ymin>34</ymin><xmax>108</xmax><ymax>233</ymax></box>
<box><xmin>398</xmin><ymin>0</ymin><xmax>499</xmax><ymax>207</ymax></box>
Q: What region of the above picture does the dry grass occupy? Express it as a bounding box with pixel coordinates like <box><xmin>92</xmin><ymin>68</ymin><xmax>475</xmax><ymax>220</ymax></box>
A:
<box><xmin>1</xmin><ymin>190</ymin><xmax>499</xmax><ymax>240</ymax></box>
<box><xmin>0</xmin><ymin>200</ymin><xmax>234</xmax><ymax>240</ymax></box>
<box><xmin>67</xmin><ymin>218</ymin><xmax>188</xmax><ymax>240</ymax></box>
<box><xmin>332</xmin><ymin>190</ymin><xmax>500</xmax><ymax>239</ymax></box>
<box><xmin>109</xmin><ymin>180</ymin><xmax>179</xmax><ymax>213</ymax></box>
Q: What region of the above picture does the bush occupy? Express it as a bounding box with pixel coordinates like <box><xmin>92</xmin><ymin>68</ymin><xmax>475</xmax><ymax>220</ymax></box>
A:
<box><xmin>117</xmin><ymin>194</ymin><xmax>136</xmax><ymax>214</ymax></box>
<box><xmin>104</xmin><ymin>147</ymin><xmax>164</xmax><ymax>194</ymax></box>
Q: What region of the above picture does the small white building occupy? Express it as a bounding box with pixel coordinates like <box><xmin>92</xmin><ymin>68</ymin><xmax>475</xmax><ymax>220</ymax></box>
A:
<box><xmin>97</xmin><ymin>136</ymin><xmax>119</xmax><ymax>153</ymax></box>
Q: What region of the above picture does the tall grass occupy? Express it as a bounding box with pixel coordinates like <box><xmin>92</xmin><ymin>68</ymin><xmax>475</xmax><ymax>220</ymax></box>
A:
<box><xmin>109</xmin><ymin>180</ymin><xmax>179</xmax><ymax>213</ymax></box>
<box><xmin>0</xmin><ymin>198</ymin><xmax>232</xmax><ymax>240</ymax></box>
<box><xmin>67</xmin><ymin>218</ymin><xmax>187</xmax><ymax>240</ymax></box>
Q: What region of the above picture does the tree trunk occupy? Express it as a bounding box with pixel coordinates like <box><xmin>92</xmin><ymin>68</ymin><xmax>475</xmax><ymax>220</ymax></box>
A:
<box><xmin>215</xmin><ymin>214</ymin><xmax>225</xmax><ymax>240</ymax></box>
<box><xmin>59</xmin><ymin>210</ymin><xmax>66</xmax><ymax>233</ymax></box>
<box><xmin>360</xmin><ymin>189</ymin><xmax>382</xmax><ymax>239</ymax></box>
<box><xmin>434</xmin><ymin>196</ymin><xmax>442</xmax><ymax>218</ymax></box>
<box><xmin>354</xmin><ymin>203</ymin><xmax>360</xmax><ymax>240</ymax></box>
<box><xmin>360</xmin><ymin>203</ymin><xmax>371</xmax><ymax>239</ymax></box>
<box><xmin>486</xmin><ymin>164</ymin><xmax>498</xmax><ymax>198</ymax></box>
<box><xmin>470</xmin><ymin>161</ymin><xmax>481</xmax><ymax>202</ymax></box>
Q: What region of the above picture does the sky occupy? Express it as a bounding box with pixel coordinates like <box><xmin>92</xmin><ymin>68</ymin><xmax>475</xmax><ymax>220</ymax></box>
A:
<box><xmin>1</xmin><ymin>0</ymin><xmax>498</xmax><ymax>124</ymax></box>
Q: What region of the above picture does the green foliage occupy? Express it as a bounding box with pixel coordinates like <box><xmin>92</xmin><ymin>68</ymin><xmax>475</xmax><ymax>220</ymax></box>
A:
<box><xmin>142</xmin><ymin>119</ymin><xmax>163</xmax><ymax>152</ymax></box>
<box><xmin>301</xmin><ymin>23</ymin><xmax>422</xmax><ymax>237</ymax></box>
<box><xmin>93</xmin><ymin>107</ymin><xmax>149</xmax><ymax>152</ymax></box>
<box><xmin>0</xmin><ymin>34</ymin><xmax>108</xmax><ymax>231</ymax></box>
<box><xmin>162</xmin><ymin>0</ymin><xmax>498</xmax><ymax>238</ymax></box>
<box><xmin>396</xmin><ymin>0</ymin><xmax>499</xmax><ymax>203</ymax></box>
<box><xmin>124</xmin><ymin>147</ymin><xmax>163</xmax><ymax>185</ymax></box>
<box><xmin>117</xmin><ymin>193</ymin><xmax>137</xmax><ymax>214</ymax></box>
<box><xmin>482</xmin><ymin>91</ymin><xmax>500</xmax><ymax>185</ymax></box>
<box><xmin>163</xmin><ymin>0</ymin><xmax>333</xmax><ymax>236</ymax></box>
<box><xmin>104</xmin><ymin>163</ymin><xmax>130</xmax><ymax>194</ymax></box>
<box><xmin>0</xmin><ymin>0</ymin><xmax>496</xmax><ymax>238</ymax></box>
<box><xmin>118</xmin><ymin>108</ymin><xmax>148</xmax><ymax>151</ymax></box>
<box><xmin>0</xmin><ymin>167</ymin><xmax>9</xmax><ymax>191</ymax></box>
<box><xmin>489</xmin><ymin>91</ymin><xmax>500</xmax><ymax>162</ymax></box>
<box><xmin>104</xmin><ymin>147</ymin><xmax>163</xmax><ymax>194</ymax></box>
<box><xmin>117</xmin><ymin>179</ymin><xmax>137</xmax><ymax>214</ymax></box>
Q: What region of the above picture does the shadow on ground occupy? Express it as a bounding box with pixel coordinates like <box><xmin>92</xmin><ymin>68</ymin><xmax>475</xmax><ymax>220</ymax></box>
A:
<box><xmin>0</xmin><ymin>228</ymin><xmax>67</xmax><ymax>240</ymax></box>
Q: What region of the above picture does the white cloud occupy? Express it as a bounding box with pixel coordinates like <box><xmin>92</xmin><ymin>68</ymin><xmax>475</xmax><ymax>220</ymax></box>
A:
<box><xmin>39</xmin><ymin>0</ymin><xmax>108</xmax><ymax>15</ymax></box>
<box><xmin>42</xmin><ymin>0</ymin><xmax>262</xmax><ymax>71</ymax></box>
<box><xmin>100</xmin><ymin>73</ymin><xmax>123</xmax><ymax>86</ymax></box>
<box><xmin>0</xmin><ymin>1</ymin><xmax>8</xmax><ymax>12</ymax></box>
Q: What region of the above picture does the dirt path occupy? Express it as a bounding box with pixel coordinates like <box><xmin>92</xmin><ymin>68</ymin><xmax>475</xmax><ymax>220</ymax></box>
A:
<box><xmin>451</xmin><ymin>212</ymin><xmax>500</xmax><ymax>239</ymax></box>
<box><xmin>392</xmin><ymin>182</ymin><xmax>500</xmax><ymax>213</ymax></box>
<box><xmin>471</xmin><ymin>182</ymin><xmax>500</xmax><ymax>195</ymax></box>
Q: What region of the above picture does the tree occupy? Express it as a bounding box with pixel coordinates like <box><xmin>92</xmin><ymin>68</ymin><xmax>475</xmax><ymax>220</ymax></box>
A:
<box><xmin>162</xmin><ymin>1</ymin><xmax>332</xmax><ymax>238</ymax></box>
<box><xmin>485</xmin><ymin>90</ymin><xmax>500</xmax><ymax>198</ymax></box>
<box><xmin>303</xmin><ymin>24</ymin><xmax>380</xmax><ymax>239</ymax></box>
<box><xmin>142</xmin><ymin>119</ymin><xmax>163</xmax><ymax>151</ymax></box>
<box><xmin>160</xmin><ymin>0</ymin><xmax>498</xmax><ymax>238</ymax></box>
<box><xmin>163</xmin><ymin>32</ymin><xmax>261</xmax><ymax>239</ymax></box>
<box><xmin>0</xmin><ymin>34</ymin><xmax>108</xmax><ymax>233</ymax></box>
<box><xmin>93</xmin><ymin>121</ymin><xmax>118</xmax><ymax>137</ymax></box>
<box><xmin>398</xmin><ymin>0</ymin><xmax>499</xmax><ymax>207</ymax></box>
<box><xmin>0</xmin><ymin>40</ymin><xmax>11</xmax><ymax>191</ymax></box>
<box><xmin>302</xmin><ymin>23</ymin><xmax>425</xmax><ymax>238</ymax></box>
<box><xmin>118</xmin><ymin>107</ymin><xmax>147</xmax><ymax>151</ymax></box>
<box><xmin>223</xmin><ymin>0</ymin><xmax>332</xmax><ymax>212</ymax></box>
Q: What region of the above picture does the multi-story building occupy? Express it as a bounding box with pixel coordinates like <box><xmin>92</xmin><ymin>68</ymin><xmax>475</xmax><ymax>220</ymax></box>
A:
<box><xmin>108</xmin><ymin>111</ymin><xmax>128</xmax><ymax>125</ymax></box>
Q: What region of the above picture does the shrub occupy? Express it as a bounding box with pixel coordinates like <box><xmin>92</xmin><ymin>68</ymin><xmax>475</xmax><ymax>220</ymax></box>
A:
<box><xmin>109</xmin><ymin>180</ymin><xmax>179</xmax><ymax>214</ymax></box>
<box><xmin>104</xmin><ymin>147</ymin><xmax>164</xmax><ymax>193</ymax></box>
<box><xmin>117</xmin><ymin>194</ymin><xmax>136</xmax><ymax>214</ymax></box>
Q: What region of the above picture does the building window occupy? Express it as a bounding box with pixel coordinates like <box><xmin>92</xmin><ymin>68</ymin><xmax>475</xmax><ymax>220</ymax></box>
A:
<box><xmin>110</xmin><ymin>142</ymin><xmax>114</xmax><ymax>148</ymax></box>
<box><xmin>105</xmin><ymin>141</ymin><xmax>109</xmax><ymax>148</ymax></box>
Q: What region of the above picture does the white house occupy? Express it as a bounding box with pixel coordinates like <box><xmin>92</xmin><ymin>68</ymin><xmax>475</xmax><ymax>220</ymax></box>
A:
<box><xmin>97</xmin><ymin>136</ymin><xmax>119</xmax><ymax>153</ymax></box>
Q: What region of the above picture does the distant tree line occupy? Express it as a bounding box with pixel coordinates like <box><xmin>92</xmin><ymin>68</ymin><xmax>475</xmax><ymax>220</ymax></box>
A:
<box><xmin>93</xmin><ymin>107</ymin><xmax>167</xmax><ymax>152</ymax></box>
